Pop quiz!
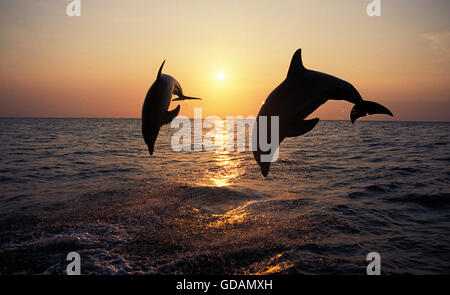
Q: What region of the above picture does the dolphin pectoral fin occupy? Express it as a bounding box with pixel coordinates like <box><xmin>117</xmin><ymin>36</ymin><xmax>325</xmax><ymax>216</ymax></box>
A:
<box><xmin>350</xmin><ymin>100</ymin><xmax>393</xmax><ymax>124</ymax></box>
<box><xmin>161</xmin><ymin>105</ymin><xmax>180</xmax><ymax>126</ymax></box>
<box><xmin>285</xmin><ymin>118</ymin><xmax>320</xmax><ymax>138</ymax></box>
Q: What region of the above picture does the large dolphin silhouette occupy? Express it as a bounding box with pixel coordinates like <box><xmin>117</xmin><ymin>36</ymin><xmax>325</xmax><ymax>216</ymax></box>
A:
<box><xmin>142</xmin><ymin>60</ymin><xmax>201</xmax><ymax>155</ymax></box>
<box><xmin>253</xmin><ymin>49</ymin><xmax>393</xmax><ymax>177</ymax></box>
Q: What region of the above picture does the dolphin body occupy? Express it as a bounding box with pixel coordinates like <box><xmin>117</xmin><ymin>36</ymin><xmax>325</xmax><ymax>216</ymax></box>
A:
<box><xmin>142</xmin><ymin>60</ymin><xmax>201</xmax><ymax>155</ymax></box>
<box><xmin>253</xmin><ymin>49</ymin><xmax>393</xmax><ymax>177</ymax></box>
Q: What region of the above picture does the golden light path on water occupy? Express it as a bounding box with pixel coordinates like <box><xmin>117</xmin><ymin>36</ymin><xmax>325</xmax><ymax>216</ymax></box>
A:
<box><xmin>190</xmin><ymin>120</ymin><xmax>297</xmax><ymax>274</ymax></box>
<box><xmin>209</xmin><ymin>151</ymin><xmax>241</xmax><ymax>187</ymax></box>
<box><xmin>197</xmin><ymin>120</ymin><xmax>247</xmax><ymax>187</ymax></box>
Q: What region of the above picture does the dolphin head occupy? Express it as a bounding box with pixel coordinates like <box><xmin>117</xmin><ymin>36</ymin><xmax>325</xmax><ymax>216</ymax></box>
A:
<box><xmin>156</xmin><ymin>60</ymin><xmax>202</xmax><ymax>101</ymax></box>
<box><xmin>350</xmin><ymin>103</ymin><xmax>367</xmax><ymax>124</ymax></box>
<box><xmin>172</xmin><ymin>81</ymin><xmax>202</xmax><ymax>101</ymax></box>
<box><xmin>173</xmin><ymin>80</ymin><xmax>183</xmax><ymax>97</ymax></box>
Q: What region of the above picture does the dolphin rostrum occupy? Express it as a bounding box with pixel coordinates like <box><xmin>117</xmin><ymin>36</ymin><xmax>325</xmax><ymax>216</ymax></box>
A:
<box><xmin>142</xmin><ymin>60</ymin><xmax>201</xmax><ymax>155</ymax></box>
<box><xmin>253</xmin><ymin>49</ymin><xmax>393</xmax><ymax>177</ymax></box>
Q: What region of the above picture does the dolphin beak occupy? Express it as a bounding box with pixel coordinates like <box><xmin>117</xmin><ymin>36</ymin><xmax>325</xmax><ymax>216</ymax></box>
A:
<box><xmin>172</xmin><ymin>95</ymin><xmax>202</xmax><ymax>101</ymax></box>
<box><xmin>351</xmin><ymin>100</ymin><xmax>393</xmax><ymax>124</ymax></box>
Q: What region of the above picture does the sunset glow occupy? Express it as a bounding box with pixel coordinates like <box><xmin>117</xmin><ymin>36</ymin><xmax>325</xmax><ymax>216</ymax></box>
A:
<box><xmin>0</xmin><ymin>0</ymin><xmax>449</xmax><ymax>121</ymax></box>
<box><xmin>1</xmin><ymin>0</ymin><xmax>449</xmax><ymax>277</ymax></box>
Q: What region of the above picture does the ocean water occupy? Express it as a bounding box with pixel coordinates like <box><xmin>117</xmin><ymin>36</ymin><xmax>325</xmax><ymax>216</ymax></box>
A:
<box><xmin>0</xmin><ymin>118</ymin><xmax>449</xmax><ymax>274</ymax></box>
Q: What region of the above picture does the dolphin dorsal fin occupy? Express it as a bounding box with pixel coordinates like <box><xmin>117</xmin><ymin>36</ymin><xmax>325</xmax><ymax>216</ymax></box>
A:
<box><xmin>157</xmin><ymin>60</ymin><xmax>165</xmax><ymax>79</ymax></box>
<box><xmin>287</xmin><ymin>49</ymin><xmax>305</xmax><ymax>78</ymax></box>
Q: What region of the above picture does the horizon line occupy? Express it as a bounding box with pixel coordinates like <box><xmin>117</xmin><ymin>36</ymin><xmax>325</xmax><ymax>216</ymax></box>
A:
<box><xmin>0</xmin><ymin>117</ymin><xmax>449</xmax><ymax>123</ymax></box>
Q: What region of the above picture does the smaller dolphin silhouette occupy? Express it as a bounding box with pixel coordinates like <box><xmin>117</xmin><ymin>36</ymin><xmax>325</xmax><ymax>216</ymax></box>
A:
<box><xmin>142</xmin><ymin>60</ymin><xmax>201</xmax><ymax>155</ymax></box>
<box><xmin>254</xmin><ymin>49</ymin><xmax>393</xmax><ymax>177</ymax></box>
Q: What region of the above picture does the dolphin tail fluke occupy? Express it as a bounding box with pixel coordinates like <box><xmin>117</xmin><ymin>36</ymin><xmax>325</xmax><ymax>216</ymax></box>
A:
<box><xmin>350</xmin><ymin>100</ymin><xmax>393</xmax><ymax>124</ymax></box>
<box><xmin>260</xmin><ymin>161</ymin><xmax>270</xmax><ymax>177</ymax></box>
<box><xmin>147</xmin><ymin>144</ymin><xmax>154</xmax><ymax>155</ymax></box>
<box><xmin>161</xmin><ymin>105</ymin><xmax>180</xmax><ymax>126</ymax></box>
<box><xmin>284</xmin><ymin>118</ymin><xmax>320</xmax><ymax>138</ymax></box>
<box><xmin>253</xmin><ymin>150</ymin><xmax>272</xmax><ymax>177</ymax></box>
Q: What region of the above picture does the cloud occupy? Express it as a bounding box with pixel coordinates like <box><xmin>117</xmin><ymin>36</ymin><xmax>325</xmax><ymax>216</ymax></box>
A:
<box><xmin>422</xmin><ymin>31</ymin><xmax>450</xmax><ymax>56</ymax></box>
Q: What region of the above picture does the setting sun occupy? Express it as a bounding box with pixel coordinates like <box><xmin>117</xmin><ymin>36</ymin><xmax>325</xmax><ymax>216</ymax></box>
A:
<box><xmin>216</xmin><ymin>72</ymin><xmax>225</xmax><ymax>81</ymax></box>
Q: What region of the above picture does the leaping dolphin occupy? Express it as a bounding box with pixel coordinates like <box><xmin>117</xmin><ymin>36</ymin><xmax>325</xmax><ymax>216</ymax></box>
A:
<box><xmin>142</xmin><ymin>60</ymin><xmax>201</xmax><ymax>155</ymax></box>
<box><xmin>253</xmin><ymin>49</ymin><xmax>393</xmax><ymax>177</ymax></box>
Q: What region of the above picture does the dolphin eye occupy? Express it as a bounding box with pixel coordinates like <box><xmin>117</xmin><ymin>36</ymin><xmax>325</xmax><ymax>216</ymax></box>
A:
<box><xmin>174</xmin><ymin>86</ymin><xmax>181</xmax><ymax>95</ymax></box>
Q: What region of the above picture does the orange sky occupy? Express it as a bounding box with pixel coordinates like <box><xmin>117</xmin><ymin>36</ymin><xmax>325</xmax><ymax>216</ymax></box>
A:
<box><xmin>0</xmin><ymin>0</ymin><xmax>449</xmax><ymax>121</ymax></box>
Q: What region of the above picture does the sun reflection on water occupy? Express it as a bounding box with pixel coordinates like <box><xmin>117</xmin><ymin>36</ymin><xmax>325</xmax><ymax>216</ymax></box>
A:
<box><xmin>208</xmin><ymin>200</ymin><xmax>257</xmax><ymax>228</ymax></box>
<box><xmin>208</xmin><ymin>151</ymin><xmax>244</xmax><ymax>187</ymax></box>
<box><xmin>249</xmin><ymin>252</ymin><xmax>294</xmax><ymax>275</ymax></box>
<box><xmin>199</xmin><ymin>120</ymin><xmax>246</xmax><ymax>187</ymax></box>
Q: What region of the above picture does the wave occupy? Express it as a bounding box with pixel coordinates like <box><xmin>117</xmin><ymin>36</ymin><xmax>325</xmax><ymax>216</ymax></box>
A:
<box><xmin>388</xmin><ymin>193</ymin><xmax>450</xmax><ymax>208</ymax></box>
<box><xmin>1</xmin><ymin>119</ymin><xmax>450</xmax><ymax>274</ymax></box>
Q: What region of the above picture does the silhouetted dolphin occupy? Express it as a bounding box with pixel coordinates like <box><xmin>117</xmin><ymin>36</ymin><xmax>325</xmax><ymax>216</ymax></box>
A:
<box><xmin>253</xmin><ymin>49</ymin><xmax>393</xmax><ymax>177</ymax></box>
<box><xmin>142</xmin><ymin>60</ymin><xmax>201</xmax><ymax>155</ymax></box>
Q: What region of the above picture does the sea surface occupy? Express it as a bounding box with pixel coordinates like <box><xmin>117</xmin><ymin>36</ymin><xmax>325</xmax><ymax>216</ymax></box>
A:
<box><xmin>0</xmin><ymin>118</ymin><xmax>449</xmax><ymax>274</ymax></box>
